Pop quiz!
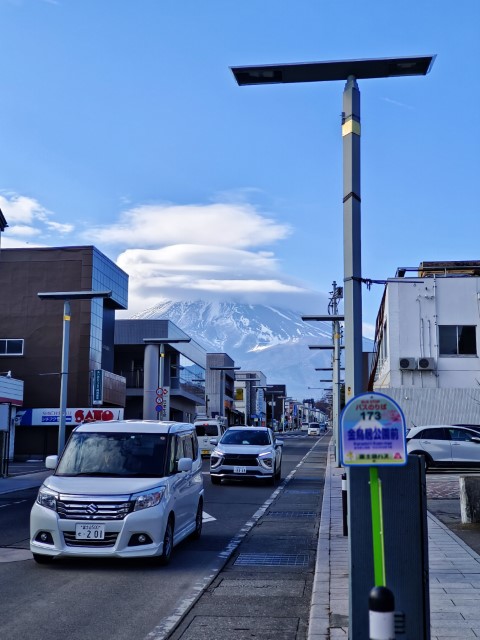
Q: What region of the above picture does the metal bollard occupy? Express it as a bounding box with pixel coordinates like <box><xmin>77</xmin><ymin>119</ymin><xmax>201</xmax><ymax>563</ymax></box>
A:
<box><xmin>341</xmin><ymin>472</ymin><xmax>348</xmax><ymax>536</ymax></box>
<box><xmin>369</xmin><ymin>586</ymin><xmax>395</xmax><ymax>640</ymax></box>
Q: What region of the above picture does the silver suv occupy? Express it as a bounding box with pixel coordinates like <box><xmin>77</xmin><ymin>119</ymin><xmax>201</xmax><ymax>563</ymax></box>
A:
<box><xmin>209</xmin><ymin>426</ymin><xmax>283</xmax><ymax>485</ymax></box>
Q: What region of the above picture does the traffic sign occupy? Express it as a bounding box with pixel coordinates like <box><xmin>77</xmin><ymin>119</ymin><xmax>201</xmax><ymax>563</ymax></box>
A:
<box><xmin>340</xmin><ymin>391</ymin><xmax>406</xmax><ymax>467</ymax></box>
<box><xmin>155</xmin><ymin>404</ymin><xmax>164</xmax><ymax>412</ymax></box>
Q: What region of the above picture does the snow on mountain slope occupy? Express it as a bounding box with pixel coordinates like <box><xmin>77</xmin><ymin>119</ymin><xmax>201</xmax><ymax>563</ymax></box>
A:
<box><xmin>133</xmin><ymin>300</ymin><xmax>346</xmax><ymax>399</ymax></box>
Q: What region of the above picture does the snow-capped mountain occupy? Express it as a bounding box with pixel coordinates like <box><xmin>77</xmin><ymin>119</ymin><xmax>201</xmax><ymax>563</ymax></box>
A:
<box><xmin>133</xmin><ymin>300</ymin><xmax>344</xmax><ymax>400</ymax></box>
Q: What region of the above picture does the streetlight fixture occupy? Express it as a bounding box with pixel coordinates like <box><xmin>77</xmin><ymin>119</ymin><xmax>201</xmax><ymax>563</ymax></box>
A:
<box><xmin>142</xmin><ymin>338</ymin><xmax>191</xmax><ymax>420</ymax></box>
<box><xmin>38</xmin><ymin>290</ymin><xmax>112</xmax><ymax>454</ymax></box>
<box><xmin>231</xmin><ymin>57</ymin><xmax>435</xmax><ymax>633</ymax></box>
<box><xmin>209</xmin><ymin>366</ymin><xmax>241</xmax><ymax>419</ymax></box>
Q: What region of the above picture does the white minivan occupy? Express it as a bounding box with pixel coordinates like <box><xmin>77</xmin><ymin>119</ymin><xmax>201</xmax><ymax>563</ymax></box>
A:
<box><xmin>30</xmin><ymin>420</ymin><xmax>204</xmax><ymax>565</ymax></box>
<box><xmin>194</xmin><ymin>418</ymin><xmax>227</xmax><ymax>456</ymax></box>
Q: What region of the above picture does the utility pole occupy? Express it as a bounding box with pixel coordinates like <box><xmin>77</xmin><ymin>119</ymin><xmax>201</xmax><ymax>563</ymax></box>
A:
<box><xmin>329</xmin><ymin>281</ymin><xmax>343</xmax><ymax>465</ymax></box>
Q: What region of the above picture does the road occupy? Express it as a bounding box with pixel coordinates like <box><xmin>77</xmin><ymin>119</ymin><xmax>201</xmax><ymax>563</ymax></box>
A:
<box><xmin>0</xmin><ymin>432</ymin><xmax>319</xmax><ymax>640</ymax></box>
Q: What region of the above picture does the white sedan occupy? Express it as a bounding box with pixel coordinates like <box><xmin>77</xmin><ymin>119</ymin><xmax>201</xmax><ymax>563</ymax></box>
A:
<box><xmin>209</xmin><ymin>426</ymin><xmax>283</xmax><ymax>485</ymax></box>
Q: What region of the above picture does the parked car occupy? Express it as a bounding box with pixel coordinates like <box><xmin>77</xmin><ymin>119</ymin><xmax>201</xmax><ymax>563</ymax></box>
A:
<box><xmin>209</xmin><ymin>426</ymin><xmax>283</xmax><ymax>485</ymax></box>
<box><xmin>30</xmin><ymin>420</ymin><xmax>204</xmax><ymax>565</ymax></box>
<box><xmin>406</xmin><ymin>424</ymin><xmax>480</xmax><ymax>469</ymax></box>
<box><xmin>308</xmin><ymin>422</ymin><xmax>321</xmax><ymax>436</ymax></box>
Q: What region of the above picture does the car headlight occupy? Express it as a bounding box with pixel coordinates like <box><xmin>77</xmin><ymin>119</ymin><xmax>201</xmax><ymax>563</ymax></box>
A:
<box><xmin>132</xmin><ymin>487</ymin><xmax>165</xmax><ymax>512</ymax></box>
<box><xmin>36</xmin><ymin>486</ymin><xmax>59</xmax><ymax>511</ymax></box>
<box><xmin>257</xmin><ymin>452</ymin><xmax>273</xmax><ymax>468</ymax></box>
<box><xmin>210</xmin><ymin>450</ymin><xmax>223</xmax><ymax>467</ymax></box>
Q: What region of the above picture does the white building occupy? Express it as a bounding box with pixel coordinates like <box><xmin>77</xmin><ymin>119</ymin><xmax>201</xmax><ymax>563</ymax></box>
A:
<box><xmin>370</xmin><ymin>261</ymin><xmax>480</xmax><ymax>428</ymax></box>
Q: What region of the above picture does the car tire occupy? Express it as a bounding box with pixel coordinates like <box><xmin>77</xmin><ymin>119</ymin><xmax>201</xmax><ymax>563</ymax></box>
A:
<box><xmin>275</xmin><ymin>463</ymin><xmax>282</xmax><ymax>480</ymax></box>
<box><xmin>267</xmin><ymin>466</ymin><xmax>276</xmax><ymax>485</ymax></box>
<box><xmin>210</xmin><ymin>475</ymin><xmax>221</xmax><ymax>485</ymax></box>
<box><xmin>32</xmin><ymin>553</ymin><xmax>54</xmax><ymax>565</ymax></box>
<box><xmin>191</xmin><ymin>499</ymin><xmax>203</xmax><ymax>540</ymax></box>
<box><xmin>157</xmin><ymin>516</ymin><xmax>174</xmax><ymax>566</ymax></box>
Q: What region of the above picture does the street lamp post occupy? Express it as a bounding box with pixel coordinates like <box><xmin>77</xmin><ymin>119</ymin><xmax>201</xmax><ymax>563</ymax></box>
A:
<box><xmin>232</xmin><ymin>54</ymin><xmax>435</xmax><ymax>636</ymax></box>
<box><xmin>143</xmin><ymin>338</ymin><xmax>191</xmax><ymax>420</ymax></box>
<box><xmin>305</xmin><ymin>314</ymin><xmax>345</xmax><ymax>465</ymax></box>
<box><xmin>38</xmin><ymin>290</ymin><xmax>112</xmax><ymax>454</ymax></box>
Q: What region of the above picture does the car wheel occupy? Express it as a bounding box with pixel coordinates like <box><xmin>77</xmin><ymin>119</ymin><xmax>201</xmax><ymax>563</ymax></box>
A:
<box><xmin>210</xmin><ymin>475</ymin><xmax>221</xmax><ymax>485</ymax></box>
<box><xmin>32</xmin><ymin>553</ymin><xmax>54</xmax><ymax>565</ymax></box>
<box><xmin>267</xmin><ymin>466</ymin><xmax>276</xmax><ymax>485</ymax></box>
<box><xmin>191</xmin><ymin>499</ymin><xmax>203</xmax><ymax>540</ymax></box>
<box><xmin>157</xmin><ymin>516</ymin><xmax>174</xmax><ymax>566</ymax></box>
<box><xmin>275</xmin><ymin>463</ymin><xmax>282</xmax><ymax>480</ymax></box>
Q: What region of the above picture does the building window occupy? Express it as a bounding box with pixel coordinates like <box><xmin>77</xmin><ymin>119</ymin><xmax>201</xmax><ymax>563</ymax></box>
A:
<box><xmin>0</xmin><ymin>339</ymin><xmax>24</xmax><ymax>356</ymax></box>
<box><xmin>439</xmin><ymin>325</ymin><xmax>477</xmax><ymax>356</ymax></box>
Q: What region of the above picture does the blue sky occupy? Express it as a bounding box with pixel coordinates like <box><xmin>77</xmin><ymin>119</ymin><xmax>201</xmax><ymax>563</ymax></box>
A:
<box><xmin>0</xmin><ymin>0</ymin><xmax>478</xmax><ymax>339</ymax></box>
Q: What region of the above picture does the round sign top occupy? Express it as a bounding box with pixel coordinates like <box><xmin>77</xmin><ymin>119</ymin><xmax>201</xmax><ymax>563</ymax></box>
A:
<box><xmin>340</xmin><ymin>392</ymin><xmax>407</xmax><ymax>467</ymax></box>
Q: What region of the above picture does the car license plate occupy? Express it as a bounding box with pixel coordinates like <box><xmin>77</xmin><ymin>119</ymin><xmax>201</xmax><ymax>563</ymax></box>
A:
<box><xmin>201</xmin><ymin>449</ymin><xmax>210</xmax><ymax>455</ymax></box>
<box><xmin>234</xmin><ymin>466</ymin><xmax>247</xmax><ymax>474</ymax></box>
<box><xmin>75</xmin><ymin>523</ymin><xmax>105</xmax><ymax>540</ymax></box>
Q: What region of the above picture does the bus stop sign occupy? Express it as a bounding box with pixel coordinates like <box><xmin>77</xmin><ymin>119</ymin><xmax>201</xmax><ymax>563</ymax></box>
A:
<box><xmin>340</xmin><ymin>391</ymin><xmax>407</xmax><ymax>467</ymax></box>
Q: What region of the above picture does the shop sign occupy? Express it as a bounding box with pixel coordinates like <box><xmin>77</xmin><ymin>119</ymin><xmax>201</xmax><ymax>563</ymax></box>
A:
<box><xmin>15</xmin><ymin>407</ymin><xmax>124</xmax><ymax>426</ymax></box>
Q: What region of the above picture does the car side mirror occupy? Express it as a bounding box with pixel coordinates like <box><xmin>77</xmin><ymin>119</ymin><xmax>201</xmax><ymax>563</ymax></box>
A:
<box><xmin>276</xmin><ymin>439</ymin><xmax>284</xmax><ymax>447</ymax></box>
<box><xmin>209</xmin><ymin>438</ymin><xmax>218</xmax><ymax>446</ymax></box>
<box><xmin>177</xmin><ymin>457</ymin><xmax>193</xmax><ymax>472</ymax></box>
<box><xmin>45</xmin><ymin>455</ymin><xmax>58</xmax><ymax>470</ymax></box>
<box><xmin>471</xmin><ymin>437</ymin><xmax>480</xmax><ymax>444</ymax></box>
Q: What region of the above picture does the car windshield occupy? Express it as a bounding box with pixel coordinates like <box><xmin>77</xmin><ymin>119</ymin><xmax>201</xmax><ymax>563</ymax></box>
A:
<box><xmin>55</xmin><ymin>432</ymin><xmax>168</xmax><ymax>477</ymax></box>
<box><xmin>221</xmin><ymin>429</ymin><xmax>270</xmax><ymax>446</ymax></box>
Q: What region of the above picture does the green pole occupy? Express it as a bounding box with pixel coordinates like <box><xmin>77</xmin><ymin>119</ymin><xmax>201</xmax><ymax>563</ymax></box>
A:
<box><xmin>369</xmin><ymin>466</ymin><xmax>386</xmax><ymax>587</ymax></box>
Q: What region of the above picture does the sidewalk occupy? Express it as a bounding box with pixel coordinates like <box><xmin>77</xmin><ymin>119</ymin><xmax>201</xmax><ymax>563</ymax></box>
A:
<box><xmin>310</xmin><ymin>446</ymin><xmax>480</xmax><ymax>639</ymax></box>
<box><xmin>0</xmin><ymin>469</ymin><xmax>51</xmax><ymax>494</ymax></box>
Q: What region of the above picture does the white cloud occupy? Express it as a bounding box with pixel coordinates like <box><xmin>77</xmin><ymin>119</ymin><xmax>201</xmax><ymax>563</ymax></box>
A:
<box><xmin>0</xmin><ymin>192</ymin><xmax>74</xmax><ymax>245</ymax></box>
<box><xmin>1</xmin><ymin>191</ymin><xmax>326</xmax><ymax>315</ymax></box>
<box><xmin>116</xmin><ymin>244</ymin><xmax>318</xmax><ymax>316</ymax></box>
<box><xmin>362</xmin><ymin>322</ymin><xmax>376</xmax><ymax>341</ymax></box>
<box><xmin>83</xmin><ymin>202</ymin><xmax>292</xmax><ymax>249</ymax></box>
<box><xmin>6</xmin><ymin>224</ymin><xmax>41</xmax><ymax>238</ymax></box>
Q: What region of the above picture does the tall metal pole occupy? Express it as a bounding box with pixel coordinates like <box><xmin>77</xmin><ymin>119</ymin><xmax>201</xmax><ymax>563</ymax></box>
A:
<box><xmin>220</xmin><ymin>369</ymin><xmax>224</xmax><ymax>418</ymax></box>
<box><xmin>159</xmin><ymin>343</ymin><xmax>167</xmax><ymax>420</ymax></box>
<box><xmin>333</xmin><ymin>318</ymin><xmax>341</xmax><ymax>464</ymax></box>
<box><xmin>342</xmin><ymin>75</ymin><xmax>363</xmax><ymax>400</ymax></box>
<box><xmin>58</xmin><ymin>300</ymin><xmax>71</xmax><ymax>454</ymax></box>
<box><xmin>143</xmin><ymin>343</ymin><xmax>159</xmax><ymax>420</ymax></box>
<box><xmin>343</xmin><ymin>77</ymin><xmax>369</xmax><ymax>638</ymax></box>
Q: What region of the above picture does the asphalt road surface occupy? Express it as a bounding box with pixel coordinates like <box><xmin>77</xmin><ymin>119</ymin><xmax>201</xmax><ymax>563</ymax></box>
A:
<box><xmin>0</xmin><ymin>432</ymin><xmax>320</xmax><ymax>640</ymax></box>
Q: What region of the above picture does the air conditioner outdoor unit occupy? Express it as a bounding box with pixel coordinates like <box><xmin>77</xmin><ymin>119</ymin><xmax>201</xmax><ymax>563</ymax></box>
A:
<box><xmin>399</xmin><ymin>357</ymin><xmax>416</xmax><ymax>370</ymax></box>
<box><xmin>418</xmin><ymin>357</ymin><xmax>436</xmax><ymax>370</ymax></box>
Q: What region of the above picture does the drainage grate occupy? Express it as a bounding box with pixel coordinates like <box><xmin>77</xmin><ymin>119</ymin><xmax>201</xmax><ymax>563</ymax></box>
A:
<box><xmin>234</xmin><ymin>553</ymin><xmax>309</xmax><ymax>567</ymax></box>
<box><xmin>267</xmin><ymin>510</ymin><xmax>316</xmax><ymax>518</ymax></box>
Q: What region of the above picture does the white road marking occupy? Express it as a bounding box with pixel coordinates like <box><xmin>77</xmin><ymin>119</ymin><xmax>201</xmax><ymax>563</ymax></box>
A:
<box><xmin>202</xmin><ymin>511</ymin><xmax>216</xmax><ymax>523</ymax></box>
